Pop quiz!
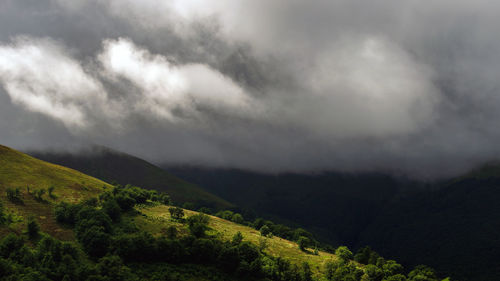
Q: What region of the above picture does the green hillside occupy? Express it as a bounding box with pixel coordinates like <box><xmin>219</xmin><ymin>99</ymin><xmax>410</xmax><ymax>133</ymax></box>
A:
<box><xmin>135</xmin><ymin>204</ymin><xmax>338</xmax><ymax>277</ymax></box>
<box><xmin>32</xmin><ymin>147</ymin><xmax>233</xmax><ymax>210</ymax></box>
<box><xmin>0</xmin><ymin>145</ymin><xmax>110</xmax><ymax>240</ymax></box>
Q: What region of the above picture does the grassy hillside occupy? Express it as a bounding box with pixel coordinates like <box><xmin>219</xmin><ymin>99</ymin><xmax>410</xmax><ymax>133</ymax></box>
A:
<box><xmin>0</xmin><ymin>144</ymin><xmax>110</xmax><ymax>240</ymax></box>
<box><xmin>32</xmin><ymin>147</ymin><xmax>233</xmax><ymax>210</ymax></box>
<box><xmin>135</xmin><ymin>204</ymin><xmax>338</xmax><ymax>277</ymax></box>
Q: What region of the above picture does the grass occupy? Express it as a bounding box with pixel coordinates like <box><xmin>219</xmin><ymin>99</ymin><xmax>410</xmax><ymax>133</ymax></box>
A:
<box><xmin>0</xmin><ymin>145</ymin><xmax>111</xmax><ymax>239</ymax></box>
<box><xmin>136</xmin><ymin>205</ymin><xmax>339</xmax><ymax>278</ymax></box>
<box><xmin>0</xmin><ymin>144</ymin><xmax>345</xmax><ymax>278</ymax></box>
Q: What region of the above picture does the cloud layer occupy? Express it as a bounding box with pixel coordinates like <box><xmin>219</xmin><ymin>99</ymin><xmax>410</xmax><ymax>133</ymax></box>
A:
<box><xmin>1</xmin><ymin>0</ymin><xmax>500</xmax><ymax>178</ymax></box>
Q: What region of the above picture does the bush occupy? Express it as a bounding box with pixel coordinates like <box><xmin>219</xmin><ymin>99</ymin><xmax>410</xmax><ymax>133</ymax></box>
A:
<box><xmin>115</xmin><ymin>194</ymin><xmax>136</xmax><ymax>211</ymax></box>
<box><xmin>260</xmin><ymin>225</ymin><xmax>271</xmax><ymax>237</ymax></box>
<box><xmin>75</xmin><ymin>207</ymin><xmax>113</xmax><ymax>239</ymax></box>
<box><xmin>102</xmin><ymin>198</ymin><xmax>122</xmax><ymax>222</ymax></box>
<box><xmin>79</xmin><ymin>226</ymin><xmax>111</xmax><ymax>258</ymax></box>
<box><xmin>168</xmin><ymin>207</ymin><xmax>185</xmax><ymax>221</ymax></box>
<box><xmin>6</xmin><ymin>187</ymin><xmax>22</xmax><ymax>204</ymax></box>
<box><xmin>26</xmin><ymin>216</ymin><xmax>40</xmax><ymax>239</ymax></box>
<box><xmin>231</xmin><ymin>213</ymin><xmax>245</xmax><ymax>224</ymax></box>
<box><xmin>232</xmin><ymin>231</ymin><xmax>244</xmax><ymax>245</ymax></box>
<box><xmin>54</xmin><ymin>202</ymin><xmax>82</xmax><ymax>225</ymax></box>
<box><xmin>297</xmin><ymin>236</ymin><xmax>310</xmax><ymax>251</ymax></box>
<box><xmin>218</xmin><ymin>246</ymin><xmax>240</xmax><ymax>273</ymax></box>
<box><xmin>336</xmin><ymin>246</ymin><xmax>354</xmax><ymax>261</ymax></box>
<box><xmin>0</xmin><ymin>201</ymin><xmax>5</xmax><ymax>225</ymax></box>
<box><xmin>187</xmin><ymin>214</ymin><xmax>210</xmax><ymax>238</ymax></box>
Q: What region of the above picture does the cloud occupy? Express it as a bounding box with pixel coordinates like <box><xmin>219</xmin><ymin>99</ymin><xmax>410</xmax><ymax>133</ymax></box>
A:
<box><xmin>0</xmin><ymin>37</ymin><xmax>108</xmax><ymax>128</ymax></box>
<box><xmin>2</xmin><ymin>0</ymin><xmax>500</xmax><ymax>178</ymax></box>
<box><xmin>98</xmin><ymin>38</ymin><xmax>259</xmax><ymax>122</ymax></box>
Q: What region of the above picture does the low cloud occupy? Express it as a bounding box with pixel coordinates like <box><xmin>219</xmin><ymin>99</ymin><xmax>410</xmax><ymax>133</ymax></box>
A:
<box><xmin>1</xmin><ymin>0</ymin><xmax>500</xmax><ymax>178</ymax></box>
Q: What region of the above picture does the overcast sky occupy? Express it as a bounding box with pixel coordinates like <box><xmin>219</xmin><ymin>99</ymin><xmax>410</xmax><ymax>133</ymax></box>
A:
<box><xmin>1</xmin><ymin>0</ymin><xmax>500</xmax><ymax>178</ymax></box>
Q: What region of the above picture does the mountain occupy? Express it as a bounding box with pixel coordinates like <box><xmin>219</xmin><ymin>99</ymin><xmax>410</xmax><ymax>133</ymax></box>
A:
<box><xmin>165</xmin><ymin>166</ymin><xmax>500</xmax><ymax>281</ymax></box>
<box><xmin>31</xmin><ymin>146</ymin><xmax>233</xmax><ymax>210</ymax></box>
<box><xmin>0</xmin><ymin>144</ymin><xmax>362</xmax><ymax>281</ymax></box>
<box><xmin>164</xmin><ymin>167</ymin><xmax>415</xmax><ymax>245</ymax></box>
<box><xmin>0</xmin><ymin>144</ymin><xmax>111</xmax><ymax>240</ymax></box>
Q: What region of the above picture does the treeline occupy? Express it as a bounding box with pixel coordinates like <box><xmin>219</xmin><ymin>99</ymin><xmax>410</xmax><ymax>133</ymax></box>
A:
<box><xmin>207</xmin><ymin>209</ymin><xmax>320</xmax><ymax>253</ymax></box>
<box><xmin>0</xmin><ymin>185</ymin><xmax>449</xmax><ymax>281</ymax></box>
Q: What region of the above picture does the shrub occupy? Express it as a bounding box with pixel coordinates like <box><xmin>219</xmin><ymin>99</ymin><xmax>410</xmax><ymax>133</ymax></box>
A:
<box><xmin>6</xmin><ymin>187</ymin><xmax>23</xmax><ymax>204</ymax></box>
<box><xmin>47</xmin><ymin>186</ymin><xmax>56</xmax><ymax>199</ymax></box>
<box><xmin>187</xmin><ymin>214</ymin><xmax>210</xmax><ymax>238</ymax></box>
<box><xmin>54</xmin><ymin>202</ymin><xmax>82</xmax><ymax>225</ymax></box>
<box><xmin>102</xmin><ymin>198</ymin><xmax>122</xmax><ymax>222</ymax></box>
<box><xmin>79</xmin><ymin>226</ymin><xmax>111</xmax><ymax>258</ymax></box>
<box><xmin>297</xmin><ymin>236</ymin><xmax>311</xmax><ymax>251</ymax></box>
<box><xmin>26</xmin><ymin>216</ymin><xmax>40</xmax><ymax>240</ymax></box>
<box><xmin>232</xmin><ymin>231</ymin><xmax>244</xmax><ymax>245</ymax></box>
<box><xmin>168</xmin><ymin>207</ymin><xmax>185</xmax><ymax>220</ymax></box>
<box><xmin>335</xmin><ymin>246</ymin><xmax>353</xmax><ymax>261</ymax></box>
<box><xmin>115</xmin><ymin>194</ymin><xmax>136</xmax><ymax>211</ymax></box>
<box><xmin>260</xmin><ymin>225</ymin><xmax>271</xmax><ymax>237</ymax></box>
<box><xmin>231</xmin><ymin>213</ymin><xmax>245</xmax><ymax>224</ymax></box>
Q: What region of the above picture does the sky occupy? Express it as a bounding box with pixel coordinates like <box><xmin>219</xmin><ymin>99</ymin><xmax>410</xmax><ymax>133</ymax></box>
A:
<box><xmin>1</xmin><ymin>0</ymin><xmax>500</xmax><ymax>179</ymax></box>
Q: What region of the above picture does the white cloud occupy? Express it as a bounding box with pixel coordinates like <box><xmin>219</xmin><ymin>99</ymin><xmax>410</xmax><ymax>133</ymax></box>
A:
<box><xmin>98</xmin><ymin>38</ymin><xmax>258</xmax><ymax>122</ymax></box>
<box><xmin>0</xmin><ymin>37</ymin><xmax>108</xmax><ymax>128</ymax></box>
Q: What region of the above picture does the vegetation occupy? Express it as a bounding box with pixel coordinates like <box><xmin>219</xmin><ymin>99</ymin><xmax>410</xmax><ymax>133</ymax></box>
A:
<box><xmin>0</xmin><ymin>145</ymin><xmax>452</xmax><ymax>281</ymax></box>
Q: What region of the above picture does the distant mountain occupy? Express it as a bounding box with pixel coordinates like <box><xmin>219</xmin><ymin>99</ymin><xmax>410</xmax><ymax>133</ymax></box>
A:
<box><xmin>31</xmin><ymin>147</ymin><xmax>233</xmax><ymax>210</ymax></box>
<box><xmin>165</xmin><ymin>166</ymin><xmax>500</xmax><ymax>281</ymax></box>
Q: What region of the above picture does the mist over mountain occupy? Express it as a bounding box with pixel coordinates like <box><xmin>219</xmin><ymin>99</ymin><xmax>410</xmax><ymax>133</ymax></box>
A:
<box><xmin>2</xmin><ymin>1</ymin><xmax>500</xmax><ymax>178</ymax></box>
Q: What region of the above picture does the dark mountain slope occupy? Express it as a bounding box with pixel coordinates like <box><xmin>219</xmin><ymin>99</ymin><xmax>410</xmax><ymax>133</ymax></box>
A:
<box><xmin>31</xmin><ymin>147</ymin><xmax>233</xmax><ymax>210</ymax></box>
<box><xmin>164</xmin><ymin>167</ymin><xmax>408</xmax><ymax>246</ymax></box>
<box><xmin>166</xmin><ymin>166</ymin><xmax>500</xmax><ymax>281</ymax></box>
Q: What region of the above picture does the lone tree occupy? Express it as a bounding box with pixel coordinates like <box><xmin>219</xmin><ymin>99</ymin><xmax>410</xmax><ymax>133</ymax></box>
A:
<box><xmin>168</xmin><ymin>207</ymin><xmax>185</xmax><ymax>221</ymax></box>
<box><xmin>297</xmin><ymin>236</ymin><xmax>311</xmax><ymax>251</ymax></box>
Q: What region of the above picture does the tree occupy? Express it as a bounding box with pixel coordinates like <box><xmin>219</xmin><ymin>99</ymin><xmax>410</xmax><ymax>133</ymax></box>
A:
<box><xmin>34</xmin><ymin>188</ymin><xmax>46</xmax><ymax>201</ymax></box>
<box><xmin>54</xmin><ymin>202</ymin><xmax>82</xmax><ymax>225</ymax></box>
<box><xmin>408</xmin><ymin>265</ymin><xmax>438</xmax><ymax>281</ymax></box>
<box><xmin>260</xmin><ymin>225</ymin><xmax>271</xmax><ymax>237</ymax></box>
<box><xmin>6</xmin><ymin>187</ymin><xmax>23</xmax><ymax>204</ymax></box>
<box><xmin>232</xmin><ymin>231</ymin><xmax>244</xmax><ymax>245</ymax></box>
<box><xmin>218</xmin><ymin>246</ymin><xmax>240</xmax><ymax>273</ymax></box>
<box><xmin>187</xmin><ymin>214</ymin><xmax>210</xmax><ymax>238</ymax></box>
<box><xmin>102</xmin><ymin>198</ymin><xmax>121</xmax><ymax>222</ymax></box>
<box><xmin>115</xmin><ymin>194</ymin><xmax>136</xmax><ymax>211</ymax></box>
<box><xmin>164</xmin><ymin>226</ymin><xmax>178</xmax><ymax>239</ymax></box>
<box><xmin>168</xmin><ymin>207</ymin><xmax>185</xmax><ymax>221</ymax></box>
<box><xmin>366</xmin><ymin>264</ymin><xmax>384</xmax><ymax>281</ymax></box>
<box><xmin>301</xmin><ymin>262</ymin><xmax>313</xmax><ymax>281</ymax></box>
<box><xmin>26</xmin><ymin>216</ymin><xmax>40</xmax><ymax>239</ymax></box>
<box><xmin>79</xmin><ymin>226</ymin><xmax>111</xmax><ymax>258</ymax></box>
<box><xmin>47</xmin><ymin>186</ymin><xmax>56</xmax><ymax>199</ymax></box>
<box><xmin>0</xmin><ymin>201</ymin><xmax>6</xmax><ymax>225</ymax></box>
<box><xmin>231</xmin><ymin>213</ymin><xmax>245</xmax><ymax>224</ymax></box>
<box><xmin>335</xmin><ymin>246</ymin><xmax>353</xmax><ymax>261</ymax></box>
<box><xmin>297</xmin><ymin>236</ymin><xmax>310</xmax><ymax>251</ymax></box>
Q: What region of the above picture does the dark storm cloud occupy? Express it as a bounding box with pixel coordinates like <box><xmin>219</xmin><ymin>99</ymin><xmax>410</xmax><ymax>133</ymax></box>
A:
<box><xmin>1</xmin><ymin>0</ymin><xmax>500</xmax><ymax>178</ymax></box>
